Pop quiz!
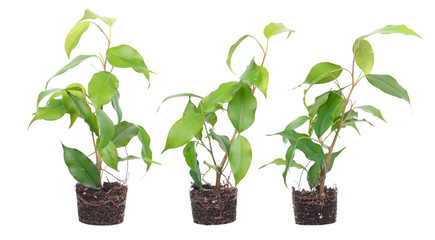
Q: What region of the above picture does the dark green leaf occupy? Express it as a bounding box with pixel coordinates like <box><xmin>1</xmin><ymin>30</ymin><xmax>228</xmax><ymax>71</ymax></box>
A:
<box><xmin>61</xmin><ymin>84</ymin><xmax>86</xmax><ymax>128</ymax></box>
<box><xmin>45</xmin><ymin>55</ymin><xmax>96</xmax><ymax>89</ymax></box>
<box><xmin>307</xmin><ymin>162</ymin><xmax>322</xmax><ymax>189</ymax></box>
<box><xmin>366</xmin><ymin>74</ymin><xmax>410</xmax><ymax>104</ymax></box>
<box><xmin>29</xmin><ymin>99</ymin><xmax>67</xmax><ymax>128</ymax></box>
<box><xmin>227</xmin><ymin>34</ymin><xmax>249</xmax><ymax>74</ymax></box>
<box><xmin>68</xmin><ymin>93</ymin><xmax>99</xmax><ymax>135</ymax></box>
<box><xmin>307</xmin><ymin>91</ymin><xmax>330</xmax><ymax>118</ymax></box>
<box><xmin>304</xmin><ymin>62</ymin><xmax>343</xmax><ymax>85</ymax></box>
<box><xmin>78</xmin><ymin>9</ymin><xmax>116</xmax><ymax>27</ymax></box>
<box><xmin>112</xmin><ymin>121</ymin><xmax>138</xmax><ymax>148</ymax></box>
<box><xmin>88</xmin><ymin>71</ymin><xmax>119</xmax><ymax>108</ymax></box>
<box><xmin>111</xmin><ymin>89</ymin><xmax>122</xmax><ymax>123</ymax></box>
<box><xmin>314</xmin><ymin>91</ymin><xmax>344</xmax><ymax>138</ymax></box>
<box><xmin>201</xmin><ymin>82</ymin><xmax>243</xmax><ymax>113</ymax></box>
<box><xmin>163</xmin><ymin>113</ymin><xmax>205</xmax><ymax>152</ymax></box>
<box><xmin>263</xmin><ymin>22</ymin><xmax>294</xmax><ymax>39</ymax></box>
<box><xmin>62</xmin><ymin>143</ymin><xmax>100</xmax><ymax>188</ymax></box>
<box><xmin>353</xmin><ymin>39</ymin><xmax>374</xmax><ymax>74</ymax></box>
<box><xmin>205</xmin><ymin>112</ymin><xmax>217</xmax><ymax>126</ymax></box>
<box><xmin>99</xmin><ymin>141</ymin><xmax>119</xmax><ymax>171</ymax></box>
<box><xmin>106</xmin><ymin>44</ymin><xmax>150</xmax><ymax>80</ymax></box>
<box><xmin>282</xmin><ymin>144</ymin><xmax>297</xmax><ymax>188</ymax></box>
<box><xmin>229</xmin><ymin>135</ymin><xmax>252</xmax><ymax>185</ymax></box>
<box><xmin>65</xmin><ymin>21</ymin><xmax>91</xmax><ymax>58</ymax></box>
<box><xmin>96</xmin><ymin>108</ymin><xmax>115</xmax><ymax>149</ymax></box>
<box><xmin>273</xmin><ymin>130</ymin><xmax>324</xmax><ymax>162</ymax></box>
<box><xmin>183</xmin><ymin>141</ymin><xmax>197</xmax><ymax>170</ymax></box>
<box><xmin>356</xmin><ymin>105</ymin><xmax>386</xmax><ymax>122</ymax></box>
<box><xmin>209</xmin><ymin>129</ymin><xmax>231</xmax><ymax>154</ymax></box>
<box><xmin>190</xmin><ymin>160</ymin><xmax>202</xmax><ymax>189</ymax></box>
<box><xmin>137</xmin><ymin>125</ymin><xmax>153</xmax><ymax>171</ymax></box>
<box><xmin>227</xmin><ymin>85</ymin><xmax>257</xmax><ymax>133</ymax></box>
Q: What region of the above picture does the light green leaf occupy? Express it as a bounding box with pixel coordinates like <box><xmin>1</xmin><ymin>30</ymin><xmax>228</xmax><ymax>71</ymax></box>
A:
<box><xmin>29</xmin><ymin>99</ymin><xmax>67</xmax><ymax>128</ymax></box>
<box><xmin>307</xmin><ymin>91</ymin><xmax>330</xmax><ymax>118</ymax></box>
<box><xmin>111</xmin><ymin>89</ymin><xmax>122</xmax><ymax>123</ymax></box>
<box><xmin>263</xmin><ymin>22</ymin><xmax>294</xmax><ymax>39</ymax></box>
<box><xmin>204</xmin><ymin>161</ymin><xmax>221</xmax><ymax>174</ymax></box>
<box><xmin>257</xmin><ymin>66</ymin><xmax>269</xmax><ymax>97</ymax></box>
<box><xmin>314</xmin><ymin>91</ymin><xmax>344</xmax><ymax>138</ymax></box>
<box><xmin>112</xmin><ymin>121</ymin><xmax>138</xmax><ymax>148</ymax></box>
<box><xmin>68</xmin><ymin>93</ymin><xmax>99</xmax><ymax>135</ymax></box>
<box><xmin>96</xmin><ymin>108</ymin><xmax>115</xmax><ymax>150</ymax></box>
<box><xmin>227</xmin><ymin>34</ymin><xmax>249</xmax><ymax>74</ymax></box>
<box><xmin>183</xmin><ymin>141</ymin><xmax>197</xmax><ymax>170</ymax></box>
<box><xmin>78</xmin><ymin>9</ymin><xmax>116</xmax><ymax>27</ymax></box>
<box><xmin>282</xmin><ymin>144</ymin><xmax>297</xmax><ymax>188</ymax></box>
<box><xmin>229</xmin><ymin>135</ymin><xmax>252</xmax><ymax>185</ymax></box>
<box><xmin>62</xmin><ymin>143</ymin><xmax>100</xmax><ymax>189</ymax></box>
<box><xmin>240</xmin><ymin>58</ymin><xmax>258</xmax><ymax>86</ymax></box>
<box><xmin>209</xmin><ymin>129</ymin><xmax>231</xmax><ymax>154</ymax></box>
<box><xmin>260</xmin><ymin>158</ymin><xmax>305</xmax><ymax>170</ymax></box>
<box><xmin>157</xmin><ymin>93</ymin><xmax>203</xmax><ymax>113</ymax></box>
<box><xmin>137</xmin><ymin>125</ymin><xmax>153</xmax><ymax>171</ymax></box>
<box><xmin>65</xmin><ymin>21</ymin><xmax>91</xmax><ymax>58</ymax></box>
<box><xmin>357</xmin><ymin>24</ymin><xmax>421</xmax><ymax>41</ymax></box>
<box><xmin>36</xmin><ymin>88</ymin><xmax>63</xmax><ymax>108</ymax></box>
<box><xmin>163</xmin><ymin>113</ymin><xmax>205</xmax><ymax>152</ymax></box>
<box><xmin>106</xmin><ymin>44</ymin><xmax>150</xmax><ymax>80</ymax></box>
<box><xmin>201</xmin><ymin>82</ymin><xmax>243</xmax><ymax>113</ymax></box>
<box><xmin>183</xmin><ymin>100</ymin><xmax>202</xmax><ymax>139</ymax></box>
<box><xmin>227</xmin><ymin>85</ymin><xmax>257</xmax><ymax>133</ymax></box>
<box><xmin>304</xmin><ymin>62</ymin><xmax>343</xmax><ymax>85</ymax></box>
<box><xmin>205</xmin><ymin>112</ymin><xmax>217</xmax><ymax>126</ymax></box>
<box><xmin>284</xmin><ymin>116</ymin><xmax>309</xmax><ymax>132</ymax></box>
<box><xmin>88</xmin><ymin>71</ymin><xmax>119</xmax><ymax>108</ymax></box>
<box><xmin>356</xmin><ymin>105</ymin><xmax>386</xmax><ymax>122</ymax></box>
<box><xmin>366</xmin><ymin>74</ymin><xmax>410</xmax><ymax>104</ymax></box>
<box><xmin>353</xmin><ymin>39</ymin><xmax>374</xmax><ymax>74</ymax></box>
<box><xmin>99</xmin><ymin>141</ymin><xmax>119</xmax><ymax>171</ymax></box>
<box><xmin>61</xmin><ymin>84</ymin><xmax>86</xmax><ymax>128</ymax></box>
<box><xmin>45</xmin><ymin>55</ymin><xmax>96</xmax><ymax>89</ymax></box>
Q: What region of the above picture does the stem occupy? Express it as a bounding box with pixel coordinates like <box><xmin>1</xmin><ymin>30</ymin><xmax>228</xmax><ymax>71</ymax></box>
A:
<box><xmin>91</xmin><ymin>132</ymin><xmax>102</xmax><ymax>187</ymax></box>
<box><xmin>204</xmin><ymin>125</ymin><xmax>218</xmax><ymax>166</ymax></box>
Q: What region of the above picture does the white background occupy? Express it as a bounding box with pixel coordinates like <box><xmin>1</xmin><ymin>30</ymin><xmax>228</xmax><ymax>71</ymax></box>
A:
<box><xmin>1</xmin><ymin>0</ymin><xmax>434</xmax><ymax>239</ymax></box>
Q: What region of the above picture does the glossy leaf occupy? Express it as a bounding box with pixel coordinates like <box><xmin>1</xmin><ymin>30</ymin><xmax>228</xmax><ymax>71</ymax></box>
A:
<box><xmin>357</xmin><ymin>24</ymin><xmax>421</xmax><ymax>41</ymax></box>
<box><xmin>62</xmin><ymin>144</ymin><xmax>100</xmax><ymax>188</ymax></box>
<box><xmin>45</xmin><ymin>55</ymin><xmax>96</xmax><ymax>89</ymax></box>
<box><xmin>366</xmin><ymin>74</ymin><xmax>410</xmax><ymax>104</ymax></box>
<box><xmin>229</xmin><ymin>135</ymin><xmax>252</xmax><ymax>185</ymax></box>
<box><xmin>307</xmin><ymin>91</ymin><xmax>330</xmax><ymax>118</ymax></box>
<box><xmin>96</xmin><ymin>108</ymin><xmax>115</xmax><ymax>149</ymax></box>
<box><xmin>205</xmin><ymin>112</ymin><xmax>217</xmax><ymax>126</ymax></box>
<box><xmin>284</xmin><ymin>116</ymin><xmax>309</xmax><ymax>132</ymax></box>
<box><xmin>183</xmin><ymin>141</ymin><xmax>197</xmax><ymax>170</ymax></box>
<box><xmin>274</xmin><ymin>130</ymin><xmax>324</xmax><ymax>162</ymax></box>
<box><xmin>209</xmin><ymin>129</ymin><xmax>231</xmax><ymax>154</ymax></box>
<box><xmin>227</xmin><ymin>85</ymin><xmax>257</xmax><ymax>133</ymax></box>
<box><xmin>65</xmin><ymin>21</ymin><xmax>91</xmax><ymax>58</ymax></box>
<box><xmin>240</xmin><ymin>59</ymin><xmax>258</xmax><ymax>86</ymax></box>
<box><xmin>227</xmin><ymin>34</ymin><xmax>249</xmax><ymax>74</ymax></box>
<box><xmin>111</xmin><ymin>89</ymin><xmax>122</xmax><ymax>123</ymax></box>
<box><xmin>112</xmin><ymin>121</ymin><xmax>138</xmax><ymax>148</ymax></box>
<box><xmin>137</xmin><ymin>125</ymin><xmax>153</xmax><ymax>171</ymax></box>
<box><xmin>263</xmin><ymin>22</ymin><xmax>294</xmax><ymax>39</ymax></box>
<box><xmin>157</xmin><ymin>93</ymin><xmax>203</xmax><ymax>112</ymax></box>
<box><xmin>307</xmin><ymin>148</ymin><xmax>345</xmax><ymax>188</ymax></box>
<box><xmin>201</xmin><ymin>82</ymin><xmax>243</xmax><ymax>113</ymax></box>
<box><xmin>314</xmin><ymin>91</ymin><xmax>344</xmax><ymax>138</ymax></box>
<box><xmin>29</xmin><ymin>99</ymin><xmax>67</xmax><ymax>128</ymax></box>
<box><xmin>190</xmin><ymin>160</ymin><xmax>202</xmax><ymax>189</ymax></box>
<box><xmin>78</xmin><ymin>9</ymin><xmax>116</xmax><ymax>27</ymax></box>
<box><xmin>36</xmin><ymin>88</ymin><xmax>63</xmax><ymax>108</ymax></box>
<box><xmin>356</xmin><ymin>105</ymin><xmax>386</xmax><ymax>122</ymax></box>
<box><xmin>106</xmin><ymin>44</ymin><xmax>150</xmax><ymax>80</ymax></box>
<box><xmin>257</xmin><ymin>66</ymin><xmax>269</xmax><ymax>97</ymax></box>
<box><xmin>163</xmin><ymin>113</ymin><xmax>205</xmax><ymax>152</ymax></box>
<box><xmin>68</xmin><ymin>93</ymin><xmax>99</xmax><ymax>135</ymax></box>
<box><xmin>99</xmin><ymin>141</ymin><xmax>119</xmax><ymax>171</ymax></box>
<box><xmin>61</xmin><ymin>84</ymin><xmax>86</xmax><ymax>128</ymax></box>
<box><xmin>88</xmin><ymin>71</ymin><xmax>119</xmax><ymax>108</ymax></box>
<box><xmin>282</xmin><ymin>144</ymin><xmax>297</xmax><ymax>188</ymax></box>
<box><xmin>304</xmin><ymin>62</ymin><xmax>343</xmax><ymax>85</ymax></box>
<box><xmin>353</xmin><ymin>39</ymin><xmax>374</xmax><ymax>74</ymax></box>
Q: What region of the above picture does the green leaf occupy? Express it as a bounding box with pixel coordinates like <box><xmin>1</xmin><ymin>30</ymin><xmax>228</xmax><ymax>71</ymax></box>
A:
<box><xmin>307</xmin><ymin>162</ymin><xmax>322</xmax><ymax>189</ymax></box>
<box><xmin>273</xmin><ymin>130</ymin><xmax>324</xmax><ymax>162</ymax></box>
<box><xmin>205</xmin><ymin>112</ymin><xmax>217</xmax><ymax>126</ymax></box>
<box><xmin>106</xmin><ymin>44</ymin><xmax>150</xmax><ymax>81</ymax></box>
<box><xmin>62</xmin><ymin>143</ymin><xmax>100</xmax><ymax>189</ymax></box>
<box><xmin>68</xmin><ymin>93</ymin><xmax>99</xmax><ymax>135</ymax></box>
<box><xmin>183</xmin><ymin>100</ymin><xmax>199</xmax><ymax>116</ymax></box>
<box><xmin>366</xmin><ymin>74</ymin><xmax>410</xmax><ymax>104</ymax></box>
<box><xmin>61</xmin><ymin>84</ymin><xmax>86</xmax><ymax>128</ymax></box>
<box><xmin>137</xmin><ymin>125</ymin><xmax>153</xmax><ymax>171</ymax></box>
<box><xmin>99</xmin><ymin>141</ymin><xmax>119</xmax><ymax>171</ymax></box>
<box><xmin>65</xmin><ymin>21</ymin><xmax>91</xmax><ymax>58</ymax></box>
<box><xmin>284</xmin><ymin>116</ymin><xmax>309</xmax><ymax>132</ymax></box>
<box><xmin>304</xmin><ymin>62</ymin><xmax>343</xmax><ymax>85</ymax></box>
<box><xmin>227</xmin><ymin>85</ymin><xmax>257</xmax><ymax>133</ymax></box>
<box><xmin>240</xmin><ymin>58</ymin><xmax>259</xmax><ymax>86</ymax></box>
<box><xmin>282</xmin><ymin>144</ymin><xmax>297</xmax><ymax>188</ymax></box>
<box><xmin>353</xmin><ymin>39</ymin><xmax>374</xmax><ymax>74</ymax></box>
<box><xmin>227</xmin><ymin>34</ymin><xmax>249</xmax><ymax>74</ymax></box>
<box><xmin>36</xmin><ymin>88</ymin><xmax>63</xmax><ymax>108</ymax></box>
<box><xmin>356</xmin><ymin>105</ymin><xmax>386</xmax><ymax>122</ymax></box>
<box><xmin>314</xmin><ymin>91</ymin><xmax>344</xmax><ymax>138</ymax></box>
<box><xmin>157</xmin><ymin>93</ymin><xmax>203</xmax><ymax>112</ymax></box>
<box><xmin>183</xmin><ymin>141</ymin><xmax>197</xmax><ymax>170</ymax></box>
<box><xmin>111</xmin><ymin>89</ymin><xmax>122</xmax><ymax>123</ymax></box>
<box><xmin>112</xmin><ymin>121</ymin><xmax>139</xmax><ymax>148</ymax></box>
<box><xmin>263</xmin><ymin>22</ymin><xmax>294</xmax><ymax>39</ymax></box>
<box><xmin>29</xmin><ymin>99</ymin><xmax>67</xmax><ymax>128</ymax></box>
<box><xmin>88</xmin><ymin>71</ymin><xmax>119</xmax><ymax>108</ymax></box>
<box><xmin>190</xmin><ymin>160</ymin><xmax>202</xmax><ymax>189</ymax></box>
<box><xmin>307</xmin><ymin>91</ymin><xmax>330</xmax><ymax>118</ymax></box>
<box><xmin>259</xmin><ymin>158</ymin><xmax>285</xmax><ymax>169</ymax></box>
<box><xmin>357</xmin><ymin>24</ymin><xmax>421</xmax><ymax>41</ymax></box>
<box><xmin>204</xmin><ymin>161</ymin><xmax>221</xmax><ymax>174</ymax></box>
<box><xmin>96</xmin><ymin>108</ymin><xmax>115</xmax><ymax>150</ymax></box>
<box><xmin>209</xmin><ymin>129</ymin><xmax>231</xmax><ymax>154</ymax></box>
<box><xmin>163</xmin><ymin>113</ymin><xmax>205</xmax><ymax>152</ymax></box>
<box><xmin>45</xmin><ymin>55</ymin><xmax>96</xmax><ymax>89</ymax></box>
<box><xmin>257</xmin><ymin>66</ymin><xmax>269</xmax><ymax>97</ymax></box>
<box><xmin>78</xmin><ymin>9</ymin><xmax>116</xmax><ymax>27</ymax></box>
<box><xmin>201</xmin><ymin>82</ymin><xmax>243</xmax><ymax>113</ymax></box>
<box><xmin>229</xmin><ymin>135</ymin><xmax>252</xmax><ymax>185</ymax></box>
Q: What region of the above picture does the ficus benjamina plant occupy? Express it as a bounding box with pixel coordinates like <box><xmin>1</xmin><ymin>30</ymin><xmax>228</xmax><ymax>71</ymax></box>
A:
<box><xmin>160</xmin><ymin>23</ymin><xmax>294</xmax><ymax>190</ymax></box>
<box><xmin>29</xmin><ymin>9</ymin><xmax>158</xmax><ymax>189</ymax></box>
<box><xmin>262</xmin><ymin>25</ymin><xmax>421</xmax><ymax>195</ymax></box>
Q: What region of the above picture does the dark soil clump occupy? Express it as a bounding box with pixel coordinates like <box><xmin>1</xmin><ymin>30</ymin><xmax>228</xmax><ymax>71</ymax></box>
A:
<box><xmin>292</xmin><ymin>186</ymin><xmax>337</xmax><ymax>225</ymax></box>
<box><xmin>190</xmin><ymin>184</ymin><xmax>238</xmax><ymax>225</ymax></box>
<box><xmin>76</xmin><ymin>182</ymin><xmax>128</xmax><ymax>225</ymax></box>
